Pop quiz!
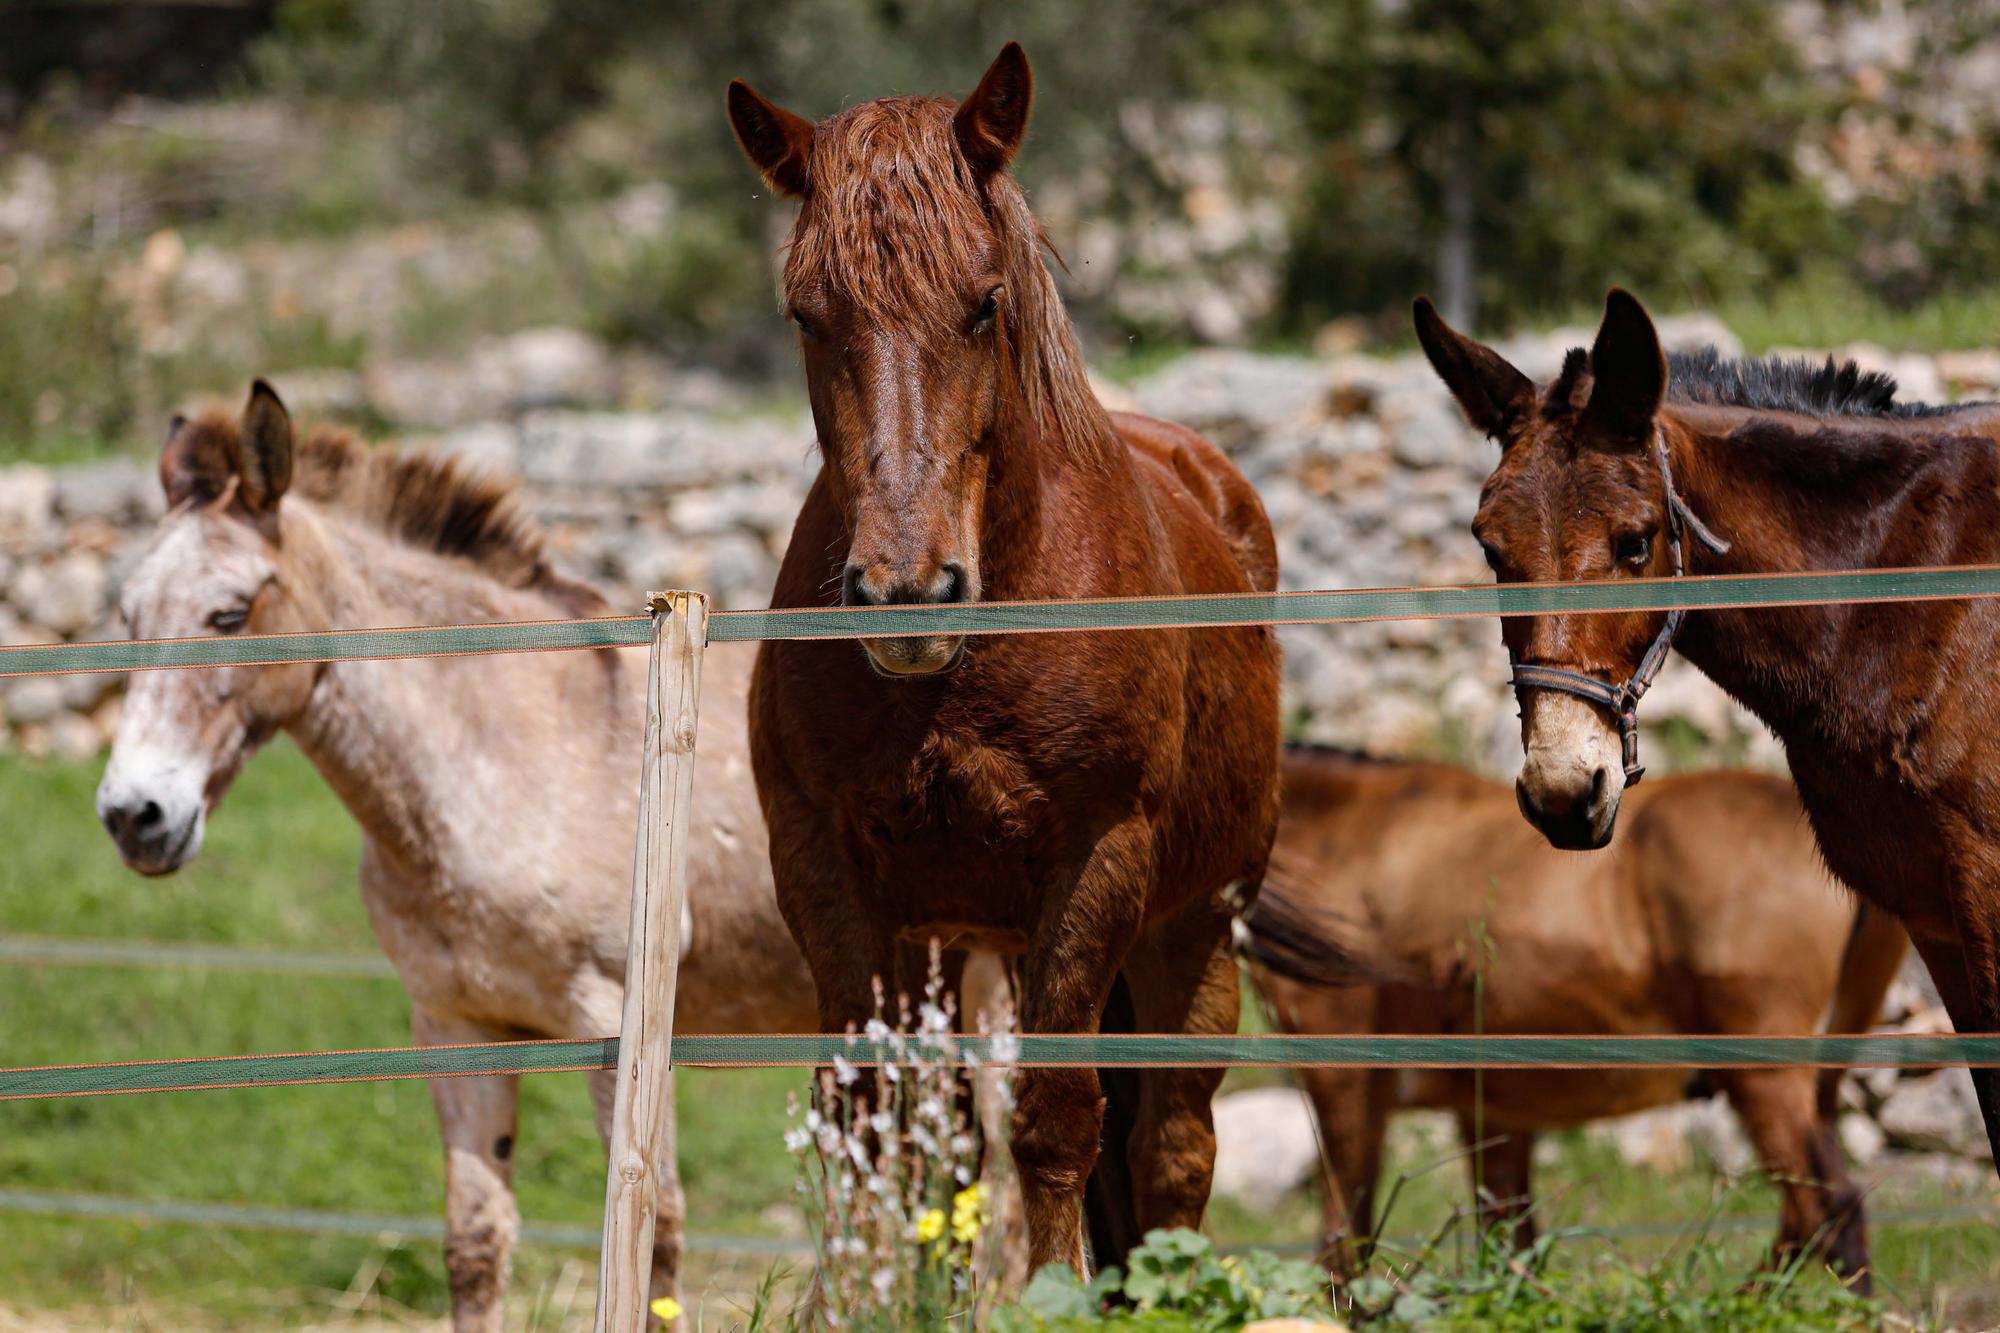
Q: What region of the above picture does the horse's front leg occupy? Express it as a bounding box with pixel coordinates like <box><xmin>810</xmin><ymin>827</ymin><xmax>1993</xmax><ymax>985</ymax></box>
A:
<box><xmin>1910</xmin><ymin>916</ymin><xmax>2000</xmax><ymax>1169</ymax></box>
<box><xmin>1118</xmin><ymin>904</ymin><xmax>1238</xmax><ymax>1236</ymax></box>
<box><xmin>414</xmin><ymin>1010</ymin><xmax>522</xmax><ymax>1333</ymax></box>
<box><xmin>1012</xmin><ymin>818</ymin><xmax>1151</xmax><ymax>1274</ymax></box>
<box><xmin>586</xmin><ymin>1064</ymin><xmax>687</xmax><ymax>1321</ymax></box>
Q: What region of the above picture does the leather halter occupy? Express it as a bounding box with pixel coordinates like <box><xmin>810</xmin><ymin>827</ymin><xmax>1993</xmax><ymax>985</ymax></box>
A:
<box><xmin>1508</xmin><ymin>427</ymin><xmax>1730</xmax><ymax>787</ymax></box>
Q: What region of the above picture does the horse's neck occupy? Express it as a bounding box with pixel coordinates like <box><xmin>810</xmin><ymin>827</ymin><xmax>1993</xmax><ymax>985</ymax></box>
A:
<box><xmin>280</xmin><ymin>504</ymin><xmax>630</xmax><ymax>880</ymax></box>
<box><xmin>980</xmin><ymin>390</ymin><xmax>1128</xmax><ymax>588</ymax></box>
<box><xmin>1669</xmin><ymin>411</ymin><xmax>2000</xmax><ymax>744</ymax></box>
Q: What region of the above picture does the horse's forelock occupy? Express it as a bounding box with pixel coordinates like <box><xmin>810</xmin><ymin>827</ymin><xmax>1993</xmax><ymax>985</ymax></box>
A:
<box><xmin>783</xmin><ymin>96</ymin><xmax>1110</xmax><ymax>456</ymax></box>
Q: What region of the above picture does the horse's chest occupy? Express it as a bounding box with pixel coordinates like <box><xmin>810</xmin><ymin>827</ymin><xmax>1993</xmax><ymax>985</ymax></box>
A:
<box><xmin>850</xmin><ymin>733</ymin><xmax>1050</xmax><ymax>862</ymax></box>
<box><xmin>1788</xmin><ymin>758</ymin><xmax>1953</xmax><ymax>931</ymax></box>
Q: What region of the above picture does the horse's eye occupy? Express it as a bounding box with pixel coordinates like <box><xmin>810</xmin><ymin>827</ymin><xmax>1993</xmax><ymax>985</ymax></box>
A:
<box><xmin>791</xmin><ymin>310</ymin><xmax>816</xmax><ymax>340</ymax></box>
<box><xmin>209</xmin><ymin>608</ymin><xmax>249</xmax><ymax>634</ymax></box>
<box><xmin>1615</xmin><ymin>533</ymin><xmax>1652</xmax><ymax>567</ymax></box>
<box><xmin>971</xmin><ymin>287</ymin><xmax>1001</xmax><ymax>330</ymax></box>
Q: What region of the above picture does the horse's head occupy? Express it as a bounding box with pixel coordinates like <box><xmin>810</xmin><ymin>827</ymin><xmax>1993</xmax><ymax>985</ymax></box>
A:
<box><xmin>97</xmin><ymin>381</ymin><xmax>320</xmax><ymax>874</ymax></box>
<box><xmin>1418</xmin><ymin>289</ymin><xmax>1680</xmax><ymax>851</ymax></box>
<box><xmin>729</xmin><ymin>44</ymin><xmax>1039</xmax><ymax>676</ymax></box>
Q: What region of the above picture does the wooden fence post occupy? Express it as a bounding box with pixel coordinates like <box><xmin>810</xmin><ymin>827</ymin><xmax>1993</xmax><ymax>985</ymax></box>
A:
<box><xmin>595</xmin><ymin>590</ymin><xmax>708</xmax><ymax>1331</ymax></box>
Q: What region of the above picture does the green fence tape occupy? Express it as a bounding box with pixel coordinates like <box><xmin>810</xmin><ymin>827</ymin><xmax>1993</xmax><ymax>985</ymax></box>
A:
<box><xmin>707</xmin><ymin>564</ymin><xmax>2000</xmax><ymax>644</ymax></box>
<box><xmin>0</xmin><ymin>616</ymin><xmax>652</xmax><ymax>679</ymax></box>
<box><xmin>0</xmin><ymin>934</ymin><xmax>397</xmax><ymax>978</ymax></box>
<box><xmin>11</xmin><ymin>564</ymin><xmax>2000</xmax><ymax>677</ymax></box>
<box><xmin>7</xmin><ymin>1034</ymin><xmax>2000</xmax><ymax>1101</ymax></box>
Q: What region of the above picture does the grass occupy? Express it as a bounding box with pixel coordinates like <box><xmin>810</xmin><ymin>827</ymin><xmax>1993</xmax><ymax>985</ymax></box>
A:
<box><xmin>0</xmin><ymin>741</ymin><xmax>799</xmax><ymax>1325</ymax></box>
<box><xmin>1</xmin><ymin>743</ymin><xmax>1998</xmax><ymax>1327</ymax></box>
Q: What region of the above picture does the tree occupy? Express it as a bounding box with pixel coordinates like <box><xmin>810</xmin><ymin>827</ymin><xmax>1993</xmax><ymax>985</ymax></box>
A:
<box><xmin>1254</xmin><ymin>0</ymin><xmax>1837</xmax><ymax>333</ymax></box>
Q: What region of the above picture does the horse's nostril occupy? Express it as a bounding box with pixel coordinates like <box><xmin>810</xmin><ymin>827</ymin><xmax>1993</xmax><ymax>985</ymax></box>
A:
<box><xmin>938</xmin><ymin>562</ymin><xmax>969</xmax><ymax>604</ymax></box>
<box><xmin>137</xmin><ymin>800</ymin><xmax>163</xmax><ymax>830</ymax></box>
<box><xmin>843</xmin><ymin>565</ymin><xmax>875</xmax><ymax>607</ymax></box>
<box><xmin>1589</xmin><ymin>767</ymin><xmax>1608</xmax><ymax>805</ymax></box>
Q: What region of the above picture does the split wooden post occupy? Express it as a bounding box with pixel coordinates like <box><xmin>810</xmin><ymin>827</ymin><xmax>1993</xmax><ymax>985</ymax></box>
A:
<box><xmin>595</xmin><ymin>590</ymin><xmax>708</xmax><ymax>1332</ymax></box>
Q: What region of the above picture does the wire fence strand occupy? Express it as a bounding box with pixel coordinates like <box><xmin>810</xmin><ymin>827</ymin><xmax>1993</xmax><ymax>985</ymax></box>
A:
<box><xmin>6</xmin><ymin>1033</ymin><xmax>2000</xmax><ymax>1102</ymax></box>
<box><xmin>11</xmin><ymin>563</ymin><xmax>2000</xmax><ymax>677</ymax></box>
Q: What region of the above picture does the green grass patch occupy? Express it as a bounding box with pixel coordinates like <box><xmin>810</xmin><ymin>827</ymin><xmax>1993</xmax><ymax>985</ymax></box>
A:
<box><xmin>0</xmin><ymin>745</ymin><xmax>1996</xmax><ymax>1326</ymax></box>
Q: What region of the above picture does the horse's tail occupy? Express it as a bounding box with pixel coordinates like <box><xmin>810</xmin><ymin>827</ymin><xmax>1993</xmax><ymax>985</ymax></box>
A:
<box><xmin>1815</xmin><ymin>902</ymin><xmax>1911</xmax><ymax>1122</ymax></box>
<box><xmin>1226</xmin><ymin>868</ymin><xmax>1400</xmax><ymax>989</ymax></box>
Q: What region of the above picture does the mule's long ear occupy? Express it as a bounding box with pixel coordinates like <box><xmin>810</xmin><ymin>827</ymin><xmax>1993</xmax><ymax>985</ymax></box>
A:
<box><xmin>727</xmin><ymin>80</ymin><xmax>813</xmax><ymax>197</ymax></box>
<box><xmin>1413</xmin><ymin>296</ymin><xmax>1534</xmax><ymax>442</ymax></box>
<box><xmin>235</xmin><ymin>380</ymin><xmax>295</xmax><ymax>515</ymax></box>
<box><xmin>160</xmin><ymin>412</ymin><xmax>231</xmax><ymax>508</ymax></box>
<box><xmin>1584</xmin><ymin>288</ymin><xmax>1666</xmax><ymax>442</ymax></box>
<box><xmin>955</xmin><ymin>42</ymin><xmax>1032</xmax><ymax>178</ymax></box>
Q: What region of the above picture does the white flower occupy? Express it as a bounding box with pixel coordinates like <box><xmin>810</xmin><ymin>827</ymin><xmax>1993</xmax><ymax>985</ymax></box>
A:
<box><xmin>833</xmin><ymin>1054</ymin><xmax>860</xmax><ymax>1087</ymax></box>
<box><xmin>784</xmin><ymin>1127</ymin><xmax>811</xmax><ymax>1153</ymax></box>
<box><xmin>956</xmin><ymin>1165</ymin><xmax>974</xmax><ymax>1185</ymax></box>
<box><xmin>989</xmin><ymin>1030</ymin><xmax>1020</xmax><ymax>1064</ymax></box>
<box><xmin>869</xmin><ymin>1110</ymin><xmax>895</xmax><ymax>1136</ymax></box>
<box><xmin>870</xmin><ymin>1267</ymin><xmax>896</xmax><ymax>1302</ymax></box>
<box><xmin>864</xmin><ymin>1018</ymin><xmax>893</xmax><ymax>1045</ymax></box>
<box><xmin>881</xmin><ymin>1061</ymin><xmax>901</xmax><ymax>1083</ymax></box>
<box><xmin>917</xmin><ymin>1096</ymin><xmax>948</xmax><ymax>1125</ymax></box>
<box><xmin>950</xmin><ymin>1133</ymin><xmax>975</xmax><ymax>1156</ymax></box>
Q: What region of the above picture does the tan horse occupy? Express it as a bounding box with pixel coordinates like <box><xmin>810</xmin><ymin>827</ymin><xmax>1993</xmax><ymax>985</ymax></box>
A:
<box><xmin>1253</xmin><ymin>745</ymin><xmax>1907</xmax><ymax>1289</ymax></box>
<box><xmin>95</xmin><ymin>383</ymin><xmax>817</xmax><ymax>1330</ymax></box>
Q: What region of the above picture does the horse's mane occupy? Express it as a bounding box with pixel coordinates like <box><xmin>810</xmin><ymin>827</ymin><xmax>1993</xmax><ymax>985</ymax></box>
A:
<box><xmin>782</xmin><ymin>95</ymin><xmax>1114</xmax><ymax>456</ymax></box>
<box><xmin>291</xmin><ymin>425</ymin><xmax>609</xmax><ymax>615</ymax></box>
<box><xmin>1665</xmin><ymin>346</ymin><xmax>1972</xmax><ymax>418</ymax></box>
<box><xmin>1546</xmin><ymin>344</ymin><xmax>1970</xmax><ymax>420</ymax></box>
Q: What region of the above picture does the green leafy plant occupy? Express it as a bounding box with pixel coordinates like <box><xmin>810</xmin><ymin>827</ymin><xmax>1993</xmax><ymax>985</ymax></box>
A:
<box><xmin>996</xmin><ymin>1228</ymin><xmax>1335</xmax><ymax>1330</ymax></box>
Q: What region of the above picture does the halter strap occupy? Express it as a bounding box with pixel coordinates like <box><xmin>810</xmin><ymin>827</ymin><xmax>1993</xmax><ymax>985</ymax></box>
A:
<box><xmin>1509</xmin><ymin>426</ymin><xmax>1729</xmax><ymax>786</ymax></box>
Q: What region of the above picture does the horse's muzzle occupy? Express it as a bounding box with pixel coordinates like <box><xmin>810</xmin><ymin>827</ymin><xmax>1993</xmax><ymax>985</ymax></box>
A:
<box><xmin>1515</xmin><ymin>770</ymin><xmax>1618</xmax><ymax>851</ymax></box>
<box><xmin>96</xmin><ymin>775</ymin><xmax>205</xmax><ymax>875</ymax></box>
<box><xmin>862</xmin><ymin>635</ymin><xmax>968</xmax><ymax>677</ymax></box>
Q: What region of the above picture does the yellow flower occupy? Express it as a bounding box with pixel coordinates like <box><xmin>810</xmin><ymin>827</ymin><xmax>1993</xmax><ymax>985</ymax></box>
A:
<box><xmin>914</xmin><ymin>1207</ymin><xmax>947</xmax><ymax>1244</ymax></box>
<box><xmin>649</xmin><ymin>1296</ymin><xmax>684</xmax><ymax>1324</ymax></box>
<box><xmin>950</xmin><ymin>1182</ymin><xmax>989</xmax><ymax>1243</ymax></box>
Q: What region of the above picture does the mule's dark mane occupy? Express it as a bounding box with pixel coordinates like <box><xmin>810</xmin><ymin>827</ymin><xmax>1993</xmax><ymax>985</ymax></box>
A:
<box><xmin>1666</xmin><ymin>346</ymin><xmax>1966</xmax><ymax>419</ymax></box>
<box><xmin>295</xmin><ymin>427</ymin><xmax>607</xmax><ymax>613</ymax></box>
<box><xmin>1547</xmin><ymin>343</ymin><xmax>1970</xmax><ymax>420</ymax></box>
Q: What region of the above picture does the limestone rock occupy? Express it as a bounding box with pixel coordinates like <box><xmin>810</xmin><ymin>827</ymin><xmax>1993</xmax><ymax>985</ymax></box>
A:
<box><xmin>1211</xmin><ymin>1087</ymin><xmax>1321</xmax><ymax>1211</ymax></box>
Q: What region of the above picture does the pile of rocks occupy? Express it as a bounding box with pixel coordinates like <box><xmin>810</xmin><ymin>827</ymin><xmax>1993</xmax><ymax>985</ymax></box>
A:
<box><xmin>6</xmin><ymin>319</ymin><xmax>2000</xmax><ymax>773</ymax></box>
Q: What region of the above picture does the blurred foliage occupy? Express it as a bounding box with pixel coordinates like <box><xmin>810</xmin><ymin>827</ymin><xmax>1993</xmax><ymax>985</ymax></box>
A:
<box><xmin>3</xmin><ymin>0</ymin><xmax>2000</xmax><ymax>462</ymax></box>
<box><xmin>1228</xmin><ymin>0</ymin><xmax>1843</xmax><ymax>329</ymax></box>
<box><xmin>240</xmin><ymin>0</ymin><xmax>2000</xmax><ymax>339</ymax></box>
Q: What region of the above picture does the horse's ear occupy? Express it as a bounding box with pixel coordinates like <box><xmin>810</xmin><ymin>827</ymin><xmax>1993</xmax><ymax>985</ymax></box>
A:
<box><xmin>235</xmin><ymin>379</ymin><xmax>295</xmax><ymax>514</ymax></box>
<box><xmin>1413</xmin><ymin>296</ymin><xmax>1533</xmax><ymax>443</ymax></box>
<box><xmin>727</xmin><ymin>79</ymin><xmax>813</xmax><ymax>198</ymax></box>
<box><xmin>1584</xmin><ymin>288</ymin><xmax>1666</xmax><ymax>443</ymax></box>
<box><xmin>955</xmin><ymin>42</ymin><xmax>1033</xmax><ymax>179</ymax></box>
<box><xmin>160</xmin><ymin>411</ymin><xmax>232</xmax><ymax>508</ymax></box>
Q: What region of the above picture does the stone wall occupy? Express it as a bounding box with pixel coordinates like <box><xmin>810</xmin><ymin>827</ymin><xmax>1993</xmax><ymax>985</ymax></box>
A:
<box><xmin>6</xmin><ymin>321</ymin><xmax>2000</xmax><ymax>777</ymax></box>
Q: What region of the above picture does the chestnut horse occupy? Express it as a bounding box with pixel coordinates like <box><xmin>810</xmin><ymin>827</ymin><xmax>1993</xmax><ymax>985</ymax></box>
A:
<box><xmin>1253</xmin><ymin>745</ymin><xmax>1906</xmax><ymax>1288</ymax></box>
<box><xmin>1417</xmin><ymin>288</ymin><xmax>2000</xmax><ymax>1175</ymax></box>
<box><xmin>729</xmin><ymin>45</ymin><xmax>1296</xmax><ymax>1270</ymax></box>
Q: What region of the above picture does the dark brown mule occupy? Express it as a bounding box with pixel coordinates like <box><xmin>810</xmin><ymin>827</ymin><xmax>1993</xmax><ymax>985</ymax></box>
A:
<box><xmin>1416</xmin><ymin>286</ymin><xmax>2000</xmax><ymax>1177</ymax></box>
<box><xmin>1253</xmin><ymin>745</ymin><xmax>1906</xmax><ymax>1288</ymax></box>
<box><xmin>730</xmin><ymin>45</ymin><xmax>1291</xmax><ymax>1271</ymax></box>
